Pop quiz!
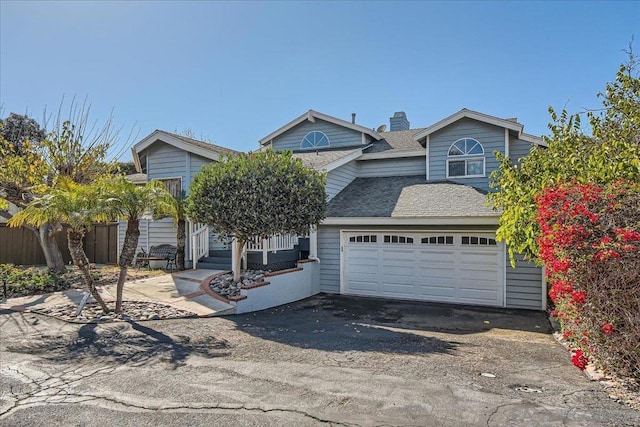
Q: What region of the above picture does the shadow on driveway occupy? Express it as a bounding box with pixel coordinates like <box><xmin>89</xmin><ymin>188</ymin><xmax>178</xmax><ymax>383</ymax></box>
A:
<box><xmin>227</xmin><ymin>294</ymin><xmax>551</xmax><ymax>355</ymax></box>
<box><xmin>6</xmin><ymin>317</ymin><xmax>230</xmax><ymax>369</ymax></box>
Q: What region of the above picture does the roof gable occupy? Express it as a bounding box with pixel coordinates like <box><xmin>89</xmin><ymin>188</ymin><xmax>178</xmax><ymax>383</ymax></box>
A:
<box><xmin>414</xmin><ymin>109</ymin><xmax>545</xmax><ymax>147</ymax></box>
<box><xmin>259</xmin><ymin>110</ymin><xmax>382</xmax><ymax>146</ymax></box>
<box><xmin>132</xmin><ymin>130</ymin><xmax>239</xmax><ymax>172</ymax></box>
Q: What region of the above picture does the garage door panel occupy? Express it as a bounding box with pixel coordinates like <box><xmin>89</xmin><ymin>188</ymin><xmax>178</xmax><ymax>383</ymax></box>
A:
<box><xmin>380</xmin><ymin>283</ymin><xmax>417</xmax><ymax>297</ymax></box>
<box><xmin>459</xmin><ymin>288</ymin><xmax>500</xmax><ymax>303</ymax></box>
<box><xmin>459</xmin><ymin>268</ymin><xmax>499</xmax><ymax>281</ymax></box>
<box><xmin>347</xmin><ymin>247</ymin><xmax>379</xmax><ymax>261</ymax></box>
<box><xmin>417</xmin><ymin>287</ymin><xmax>456</xmax><ymax>302</ymax></box>
<box><xmin>416</xmin><ymin>263</ymin><xmax>456</xmax><ymax>278</ymax></box>
<box><xmin>381</xmin><ymin>264</ymin><xmax>416</xmax><ymax>276</ymax></box>
<box><xmin>460</xmin><ymin>252</ymin><xmax>499</xmax><ymax>265</ymax></box>
<box><xmin>417</xmin><ymin>250</ymin><xmax>456</xmax><ymax>263</ymax></box>
<box><xmin>348</xmin><ymin>279</ymin><xmax>379</xmax><ymax>293</ymax></box>
<box><xmin>343</xmin><ymin>232</ymin><xmax>504</xmax><ymax>307</ymax></box>
<box><xmin>382</xmin><ymin>249</ymin><xmax>415</xmax><ymax>263</ymax></box>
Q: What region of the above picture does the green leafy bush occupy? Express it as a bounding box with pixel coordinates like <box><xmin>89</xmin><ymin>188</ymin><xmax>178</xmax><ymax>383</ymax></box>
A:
<box><xmin>0</xmin><ymin>264</ymin><xmax>68</xmax><ymax>298</ymax></box>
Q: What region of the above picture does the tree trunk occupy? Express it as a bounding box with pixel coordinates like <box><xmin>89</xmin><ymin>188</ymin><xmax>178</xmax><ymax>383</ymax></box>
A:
<box><xmin>232</xmin><ymin>238</ymin><xmax>245</xmax><ymax>283</ymax></box>
<box><xmin>116</xmin><ymin>218</ymin><xmax>140</xmax><ymax>313</ymax></box>
<box><xmin>38</xmin><ymin>222</ymin><xmax>67</xmax><ymax>274</ymax></box>
<box><xmin>67</xmin><ymin>229</ymin><xmax>109</xmax><ymax>313</ymax></box>
<box><xmin>176</xmin><ymin>218</ymin><xmax>186</xmax><ymax>270</ymax></box>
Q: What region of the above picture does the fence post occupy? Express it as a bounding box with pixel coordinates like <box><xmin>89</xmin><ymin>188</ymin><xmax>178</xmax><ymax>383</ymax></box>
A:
<box><xmin>262</xmin><ymin>238</ymin><xmax>268</xmax><ymax>265</ymax></box>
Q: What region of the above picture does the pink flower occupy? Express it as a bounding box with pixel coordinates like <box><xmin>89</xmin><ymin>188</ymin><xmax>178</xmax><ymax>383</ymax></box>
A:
<box><xmin>571</xmin><ymin>350</ymin><xmax>588</xmax><ymax>371</ymax></box>
<box><xmin>571</xmin><ymin>291</ymin><xmax>587</xmax><ymax>305</ymax></box>
<box><xmin>601</xmin><ymin>322</ymin><xmax>614</xmax><ymax>335</ymax></box>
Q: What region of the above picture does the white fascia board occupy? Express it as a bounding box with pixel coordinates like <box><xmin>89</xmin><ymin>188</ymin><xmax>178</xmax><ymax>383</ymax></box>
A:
<box><xmin>132</xmin><ymin>147</ymin><xmax>142</xmax><ymax>173</ymax></box>
<box><xmin>311</xmin><ymin>111</ymin><xmax>382</xmax><ymax>141</ymax></box>
<box><xmin>258</xmin><ymin>110</ymin><xmax>382</xmax><ymax>146</ymax></box>
<box><xmin>134</xmin><ymin>131</ymin><xmax>220</xmax><ymax>162</ymax></box>
<box><xmin>520</xmin><ymin>133</ymin><xmax>547</xmax><ymax>147</ymax></box>
<box><xmin>259</xmin><ymin>111</ymin><xmax>310</xmax><ymax>146</ymax></box>
<box><xmin>414</xmin><ymin>109</ymin><xmax>524</xmax><ymax>141</ymax></box>
<box><xmin>357</xmin><ymin>149</ymin><xmax>425</xmax><ymax>161</ymax></box>
<box><xmin>321</xmin><ymin>147</ymin><xmax>369</xmax><ymax>172</ymax></box>
<box><xmin>321</xmin><ymin>216</ymin><xmax>500</xmax><ymax>226</ymax></box>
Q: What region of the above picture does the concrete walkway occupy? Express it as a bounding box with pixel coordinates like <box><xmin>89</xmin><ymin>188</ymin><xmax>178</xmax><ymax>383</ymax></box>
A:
<box><xmin>0</xmin><ymin>269</ymin><xmax>234</xmax><ymax>317</ymax></box>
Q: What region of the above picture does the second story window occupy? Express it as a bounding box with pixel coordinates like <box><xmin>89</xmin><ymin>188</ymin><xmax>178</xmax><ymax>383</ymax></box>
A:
<box><xmin>447</xmin><ymin>137</ymin><xmax>485</xmax><ymax>178</ymax></box>
<box><xmin>301</xmin><ymin>131</ymin><xmax>330</xmax><ymax>149</ymax></box>
<box><xmin>158</xmin><ymin>178</ymin><xmax>182</xmax><ymax>198</ymax></box>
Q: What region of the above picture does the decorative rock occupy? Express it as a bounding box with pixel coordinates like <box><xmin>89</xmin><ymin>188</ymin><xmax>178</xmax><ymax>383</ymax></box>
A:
<box><xmin>209</xmin><ymin>270</ymin><xmax>268</xmax><ymax>299</ymax></box>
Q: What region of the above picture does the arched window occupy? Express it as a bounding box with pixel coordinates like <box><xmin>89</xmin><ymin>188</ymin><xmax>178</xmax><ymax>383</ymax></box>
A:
<box><xmin>300</xmin><ymin>131</ymin><xmax>330</xmax><ymax>149</ymax></box>
<box><xmin>447</xmin><ymin>138</ymin><xmax>485</xmax><ymax>178</ymax></box>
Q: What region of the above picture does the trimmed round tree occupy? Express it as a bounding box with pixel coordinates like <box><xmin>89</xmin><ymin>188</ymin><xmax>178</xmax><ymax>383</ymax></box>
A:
<box><xmin>186</xmin><ymin>150</ymin><xmax>327</xmax><ymax>282</ymax></box>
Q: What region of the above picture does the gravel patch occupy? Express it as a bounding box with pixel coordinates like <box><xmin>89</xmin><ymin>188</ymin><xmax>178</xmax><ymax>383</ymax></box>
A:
<box><xmin>33</xmin><ymin>301</ymin><xmax>198</xmax><ymax>323</ymax></box>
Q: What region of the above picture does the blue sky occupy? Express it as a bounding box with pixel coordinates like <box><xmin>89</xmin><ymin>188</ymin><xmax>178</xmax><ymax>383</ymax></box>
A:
<box><xmin>1</xmin><ymin>1</ymin><xmax>638</xmax><ymax>160</ymax></box>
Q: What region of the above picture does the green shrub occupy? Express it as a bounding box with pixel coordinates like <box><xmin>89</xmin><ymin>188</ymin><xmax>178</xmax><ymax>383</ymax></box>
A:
<box><xmin>0</xmin><ymin>264</ymin><xmax>68</xmax><ymax>298</ymax></box>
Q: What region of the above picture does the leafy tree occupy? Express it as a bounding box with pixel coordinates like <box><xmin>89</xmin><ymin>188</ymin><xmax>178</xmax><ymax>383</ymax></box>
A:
<box><xmin>8</xmin><ymin>178</ymin><xmax>111</xmax><ymax>312</ymax></box>
<box><xmin>489</xmin><ymin>56</ymin><xmax>640</xmax><ymax>264</ymax></box>
<box><xmin>101</xmin><ymin>176</ymin><xmax>177</xmax><ymax>313</ymax></box>
<box><xmin>186</xmin><ymin>150</ymin><xmax>327</xmax><ymax>282</ymax></box>
<box><xmin>115</xmin><ymin>162</ymin><xmax>138</xmax><ymax>175</ymax></box>
<box><xmin>0</xmin><ymin>102</ymin><xmax>120</xmax><ymax>273</ymax></box>
<box><xmin>0</xmin><ymin>113</ymin><xmax>46</xmax><ymax>154</ymax></box>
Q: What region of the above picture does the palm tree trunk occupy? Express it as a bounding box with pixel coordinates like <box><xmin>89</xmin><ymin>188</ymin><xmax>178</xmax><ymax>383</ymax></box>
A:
<box><xmin>176</xmin><ymin>218</ymin><xmax>186</xmax><ymax>270</ymax></box>
<box><xmin>38</xmin><ymin>222</ymin><xmax>67</xmax><ymax>274</ymax></box>
<box><xmin>116</xmin><ymin>218</ymin><xmax>140</xmax><ymax>313</ymax></box>
<box><xmin>67</xmin><ymin>229</ymin><xmax>109</xmax><ymax>313</ymax></box>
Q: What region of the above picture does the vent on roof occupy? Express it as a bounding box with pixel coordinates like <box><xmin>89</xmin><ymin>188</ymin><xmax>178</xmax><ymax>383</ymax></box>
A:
<box><xmin>390</xmin><ymin>112</ymin><xmax>410</xmax><ymax>131</ymax></box>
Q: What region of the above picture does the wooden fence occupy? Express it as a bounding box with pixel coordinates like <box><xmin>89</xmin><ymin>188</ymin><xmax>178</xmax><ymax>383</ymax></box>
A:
<box><xmin>0</xmin><ymin>223</ymin><xmax>118</xmax><ymax>266</ymax></box>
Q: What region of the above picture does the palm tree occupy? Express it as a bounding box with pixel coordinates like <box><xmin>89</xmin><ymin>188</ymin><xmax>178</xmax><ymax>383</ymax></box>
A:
<box><xmin>101</xmin><ymin>176</ymin><xmax>176</xmax><ymax>313</ymax></box>
<box><xmin>8</xmin><ymin>178</ymin><xmax>111</xmax><ymax>312</ymax></box>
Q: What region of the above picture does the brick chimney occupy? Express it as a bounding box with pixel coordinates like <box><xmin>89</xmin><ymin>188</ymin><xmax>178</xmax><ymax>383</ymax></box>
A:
<box><xmin>390</xmin><ymin>111</ymin><xmax>410</xmax><ymax>131</ymax></box>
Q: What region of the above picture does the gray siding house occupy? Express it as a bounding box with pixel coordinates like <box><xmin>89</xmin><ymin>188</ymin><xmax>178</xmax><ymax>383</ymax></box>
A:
<box><xmin>129</xmin><ymin>108</ymin><xmax>547</xmax><ymax>310</ymax></box>
<box><xmin>259</xmin><ymin>109</ymin><xmax>546</xmax><ymax>310</ymax></box>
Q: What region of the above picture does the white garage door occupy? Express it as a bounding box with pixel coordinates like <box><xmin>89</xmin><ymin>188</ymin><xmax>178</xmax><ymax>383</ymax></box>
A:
<box><xmin>342</xmin><ymin>232</ymin><xmax>505</xmax><ymax>307</ymax></box>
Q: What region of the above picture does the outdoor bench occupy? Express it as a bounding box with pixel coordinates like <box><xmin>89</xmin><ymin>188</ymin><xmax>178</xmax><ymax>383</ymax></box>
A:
<box><xmin>135</xmin><ymin>244</ymin><xmax>177</xmax><ymax>272</ymax></box>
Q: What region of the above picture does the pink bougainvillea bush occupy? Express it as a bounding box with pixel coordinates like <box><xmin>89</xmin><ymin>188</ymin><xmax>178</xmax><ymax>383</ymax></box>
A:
<box><xmin>536</xmin><ymin>180</ymin><xmax>640</xmax><ymax>378</ymax></box>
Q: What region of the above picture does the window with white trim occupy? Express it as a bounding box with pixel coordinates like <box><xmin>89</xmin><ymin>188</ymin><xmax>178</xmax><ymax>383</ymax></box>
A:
<box><xmin>447</xmin><ymin>138</ymin><xmax>485</xmax><ymax>178</ymax></box>
<box><xmin>301</xmin><ymin>131</ymin><xmax>330</xmax><ymax>149</ymax></box>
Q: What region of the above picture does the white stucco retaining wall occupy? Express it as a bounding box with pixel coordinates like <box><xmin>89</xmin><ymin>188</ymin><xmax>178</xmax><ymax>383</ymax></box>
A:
<box><xmin>235</xmin><ymin>260</ymin><xmax>319</xmax><ymax>314</ymax></box>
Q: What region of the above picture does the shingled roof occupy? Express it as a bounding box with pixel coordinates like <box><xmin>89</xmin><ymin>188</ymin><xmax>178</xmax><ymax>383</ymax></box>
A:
<box><xmin>366</xmin><ymin>129</ymin><xmax>426</xmax><ymax>153</ymax></box>
<box><xmin>292</xmin><ymin>146</ymin><xmax>366</xmax><ymax>170</ymax></box>
<box><xmin>327</xmin><ymin>176</ymin><xmax>499</xmax><ymax>218</ymax></box>
<box><xmin>159</xmin><ymin>130</ymin><xmax>239</xmax><ymax>157</ymax></box>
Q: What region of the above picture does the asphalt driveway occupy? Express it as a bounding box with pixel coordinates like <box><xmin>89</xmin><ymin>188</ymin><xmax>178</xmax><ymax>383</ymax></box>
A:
<box><xmin>1</xmin><ymin>294</ymin><xmax>638</xmax><ymax>426</ymax></box>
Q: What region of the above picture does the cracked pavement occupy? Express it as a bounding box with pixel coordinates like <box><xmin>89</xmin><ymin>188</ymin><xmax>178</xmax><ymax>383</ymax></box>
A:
<box><xmin>1</xmin><ymin>294</ymin><xmax>638</xmax><ymax>426</ymax></box>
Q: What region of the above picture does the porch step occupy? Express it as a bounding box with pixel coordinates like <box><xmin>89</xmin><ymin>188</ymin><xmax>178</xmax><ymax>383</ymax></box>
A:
<box><xmin>201</xmin><ymin>256</ymin><xmax>232</xmax><ymax>264</ymax></box>
<box><xmin>197</xmin><ymin>261</ymin><xmax>231</xmax><ymax>270</ymax></box>
<box><xmin>209</xmin><ymin>249</ymin><xmax>231</xmax><ymax>258</ymax></box>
